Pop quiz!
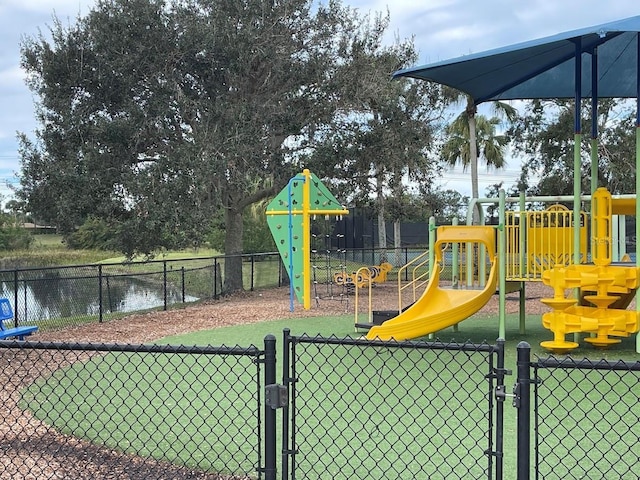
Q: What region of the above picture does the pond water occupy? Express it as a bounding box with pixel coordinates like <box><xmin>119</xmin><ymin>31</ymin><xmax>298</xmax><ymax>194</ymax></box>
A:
<box><xmin>2</xmin><ymin>276</ymin><xmax>198</xmax><ymax>323</ymax></box>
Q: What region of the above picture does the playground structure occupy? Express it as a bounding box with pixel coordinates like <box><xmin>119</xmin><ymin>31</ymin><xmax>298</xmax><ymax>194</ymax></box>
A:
<box><xmin>333</xmin><ymin>262</ymin><xmax>393</xmax><ymax>289</ymax></box>
<box><xmin>367</xmin><ymin>17</ymin><xmax>640</xmax><ymax>354</ymax></box>
<box><xmin>266</xmin><ymin>169</ymin><xmax>348</xmax><ymax>311</ymax></box>
<box><xmin>267</xmin><ymin>169</ymin><xmax>396</xmax><ymax>310</ymax></box>
<box><xmin>540</xmin><ymin>188</ymin><xmax>640</xmax><ymax>352</ymax></box>
<box><xmin>268</xmin><ymin>170</ymin><xmax>640</xmax><ymax>352</ymax></box>
<box><xmin>357</xmin><ymin>188</ymin><xmax>640</xmax><ymax>351</ymax></box>
<box><xmin>366</xmin><ymin>226</ymin><xmax>498</xmax><ymax>341</ymax></box>
<box><xmin>310</xmin><ymin>226</ymin><xmax>351</xmax><ymax>306</ymax></box>
<box><xmin>262</xmin><ymin>19</ymin><xmax>640</xmax><ymax>355</ymax></box>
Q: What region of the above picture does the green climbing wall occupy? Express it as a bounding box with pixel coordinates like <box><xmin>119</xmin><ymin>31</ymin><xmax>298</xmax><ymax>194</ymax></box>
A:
<box><xmin>266</xmin><ymin>171</ymin><xmax>346</xmax><ymax>306</ymax></box>
<box><xmin>266</xmin><ymin>176</ymin><xmax>306</xmax><ymax>303</ymax></box>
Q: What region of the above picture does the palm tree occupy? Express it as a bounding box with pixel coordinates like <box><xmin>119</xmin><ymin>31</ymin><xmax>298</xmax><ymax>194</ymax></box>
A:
<box><xmin>446</xmin><ymin>94</ymin><xmax>518</xmax><ymax>213</ymax></box>
<box><xmin>442</xmin><ymin>96</ymin><xmax>517</xmax><ymax>223</ymax></box>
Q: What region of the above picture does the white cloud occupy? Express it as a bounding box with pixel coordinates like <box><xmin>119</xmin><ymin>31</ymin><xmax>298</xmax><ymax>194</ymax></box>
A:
<box><xmin>1</xmin><ymin>0</ymin><xmax>640</xmax><ymax>201</ymax></box>
<box><xmin>0</xmin><ymin>0</ymin><xmax>94</xmax><ymax>14</ymax></box>
<box><xmin>0</xmin><ymin>65</ymin><xmax>26</xmax><ymax>88</ymax></box>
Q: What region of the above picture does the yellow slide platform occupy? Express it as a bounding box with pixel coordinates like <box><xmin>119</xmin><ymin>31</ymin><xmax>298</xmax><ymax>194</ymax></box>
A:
<box><xmin>366</xmin><ymin>226</ymin><xmax>497</xmax><ymax>342</ymax></box>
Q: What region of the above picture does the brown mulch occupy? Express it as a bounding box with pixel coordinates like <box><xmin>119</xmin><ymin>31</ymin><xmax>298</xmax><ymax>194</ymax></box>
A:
<box><xmin>2</xmin><ymin>282</ymin><xmax>554</xmax><ymax>479</ymax></box>
<box><xmin>33</xmin><ymin>282</ymin><xmax>554</xmax><ymax>345</ymax></box>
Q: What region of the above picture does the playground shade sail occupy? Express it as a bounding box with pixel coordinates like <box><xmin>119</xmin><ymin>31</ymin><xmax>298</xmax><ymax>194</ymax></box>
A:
<box><xmin>393</xmin><ymin>16</ymin><xmax>640</xmax><ymax>104</ymax></box>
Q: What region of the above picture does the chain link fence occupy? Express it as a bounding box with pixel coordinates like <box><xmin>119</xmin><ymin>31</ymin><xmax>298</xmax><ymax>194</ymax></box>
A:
<box><xmin>0</xmin><ymin>341</ymin><xmax>264</xmax><ymax>479</ymax></box>
<box><xmin>0</xmin><ymin>254</ymin><xmax>286</xmax><ymax>332</ymax></box>
<box><xmin>0</xmin><ymin>248</ymin><xmax>429</xmax><ymax>333</ymax></box>
<box><xmin>282</xmin><ymin>332</ymin><xmax>506</xmax><ymax>480</ymax></box>
<box><xmin>532</xmin><ymin>356</ymin><xmax>640</xmax><ymax>480</ymax></box>
<box><xmin>4</xmin><ymin>336</ymin><xmax>640</xmax><ymax>479</ymax></box>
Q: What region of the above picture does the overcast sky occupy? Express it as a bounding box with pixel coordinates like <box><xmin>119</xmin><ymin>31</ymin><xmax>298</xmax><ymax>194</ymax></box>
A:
<box><xmin>1</xmin><ymin>0</ymin><xmax>639</xmax><ymax>201</ymax></box>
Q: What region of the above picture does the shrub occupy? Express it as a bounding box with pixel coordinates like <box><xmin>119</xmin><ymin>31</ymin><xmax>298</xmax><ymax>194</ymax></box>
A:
<box><xmin>66</xmin><ymin>217</ymin><xmax>117</xmax><ymax>250</ymax></box>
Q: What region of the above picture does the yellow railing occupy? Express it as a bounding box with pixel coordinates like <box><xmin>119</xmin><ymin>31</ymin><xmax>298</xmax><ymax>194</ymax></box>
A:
<box><xmin>505</xmin><ymin>205</ymin><xmax>588</xmax><ymax>281</ymax></box>
<box><xmin>396</xmin><ymin>250</ymin><xmax>430</xmax><ymax>313</ymax></box>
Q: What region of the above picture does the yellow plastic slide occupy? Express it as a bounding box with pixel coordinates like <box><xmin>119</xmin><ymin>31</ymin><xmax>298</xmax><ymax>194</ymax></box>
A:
<box><xmin>366</xmin><ymin>226</ymin><xmax>498</xmax><ymax>341</ymax></box>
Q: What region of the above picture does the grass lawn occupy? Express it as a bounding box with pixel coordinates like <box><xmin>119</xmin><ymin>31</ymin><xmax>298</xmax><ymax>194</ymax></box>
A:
<box><xmin>98</xmin><ymin>249</ymin><xmax>221</xmax><ymax>264</ymax></box>
<box><xmin>160</xmin><ymin>309</ymin><xmax>640</xmax><ymax>362</ymax></box>
<box><xmin>22</xmin><ymin>311</ymin><xmax>640</xmax><ymax>478</ymax></box>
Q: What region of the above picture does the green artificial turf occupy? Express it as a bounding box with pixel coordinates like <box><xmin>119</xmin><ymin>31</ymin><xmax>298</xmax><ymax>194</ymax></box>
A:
<box><xmin>21</xmin><ymin>311</ymin><xmax>640</xmax><ymax>478</ymax></box>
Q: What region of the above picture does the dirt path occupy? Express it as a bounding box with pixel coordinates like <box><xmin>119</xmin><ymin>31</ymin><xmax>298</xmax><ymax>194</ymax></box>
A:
<box><xmin>34</xmin><ymin>282</ymin><xmax>553</xmax><ymax>345</ymax></box>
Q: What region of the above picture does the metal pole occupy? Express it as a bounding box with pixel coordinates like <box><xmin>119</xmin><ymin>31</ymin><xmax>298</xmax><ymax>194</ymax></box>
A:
<box><xmin>573</xmin><ymin>38</ymin><xmax>583</xmax><ymax>269</ymax></box>
<box><xmin>452</xmin><ymin>217</ymin><xmax>459</xmax><ymax>284</ymax></box>
<box><xmin>282</xmin><ymin>328</ymin><xmax>291</xmax><ymax>480</ymax></box>
<box><xmin>516</xmin><ymin>341</ymin><xmax>532</xmax><ymax>480</ymax></box>
<box><xmin>13</xmin><ymin>270</ymin><xmax>18</xmax><ymax>328</ymax></box>
<box><xmin>302</xmin><ymin>169</ymin><xmax>312</xmax><ymax>310</ymax></box>
<box><xmin>181</xmin><ymin>266</ymin><xmax>185</xmax><ymax>303</ymax></box>
<box><xmin>163</xmin><ymin>261</ymin><xmax>168</xmax><ymax>311</ymax></box>
<box><xmin>495</xmin><ymin>338</ymin><xmax>506</xmax><ymax>480</ymax></box>
<box><xmin>519</xmin><ymin>192</ymin><xmax>526</xmax><ymax>334</ymax></box>
<box><xmin>428</xmin><ymin>217</ymin><xmax>436</xmax><ymax>276</ymax></box>
<box><xmin>590</xmin><ymin>47</ymin><xmax>599</xmax><ymax>196</ymax></box>
<box><xmin>264</xmin><ymin>334</ymin><xmax>277</xmax><ymax>480</ymax></box>
<box><xmin>213</xmin><ymin>259</ymin><xmax>218</xmax><ymax>299</ymax></box>
<box><xmin>98</xmin><ymin>264</ymin><xmax>103</xmax><ymax>323</ymax></box>
<box><xmin>572</xmin><ymin>39</ymin><xmax>583</xmax><ymax>347</ymax></box>
<box><xmin>498</xmin><ymin>190</ymin><xmax>506</xmax><ymax>339</ymax></box>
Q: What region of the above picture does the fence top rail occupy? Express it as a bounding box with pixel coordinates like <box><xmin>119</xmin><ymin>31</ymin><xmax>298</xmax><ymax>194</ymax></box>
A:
<box><xmin>0</xmin><ymin>340</ymin><xmax>263</xmax><ymax>356</ymax></box>
<box><xmin>535</xmin><ymin>355</ymin><xmax>640</xmax><ymax>372</ymax></box>
<box><xmin>0</xmin><ymin>247</ymin><xmax>417</xmax><ymax>276</ymax></box>
<box><xmin>0</xmin><ymin>252</ymin><xmax>285</xmax><ymax>275</ymax></box>
<box><xmin>287</xmin><ymin>332</ymin><xmax>501</xmax><ymax>354</ymax></box>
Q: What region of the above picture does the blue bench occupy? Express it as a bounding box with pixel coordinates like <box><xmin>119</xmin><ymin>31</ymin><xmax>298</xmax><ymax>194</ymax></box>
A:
<box><xmin>0</xmin><ymin>298</ymin><xmax>38</xmax><ymax>340</ymax></box>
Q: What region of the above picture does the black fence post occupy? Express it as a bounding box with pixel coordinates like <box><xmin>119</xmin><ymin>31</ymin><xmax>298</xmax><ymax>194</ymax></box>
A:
<box><xmin>98</xmin><ymin>264</ymin><xmax>103</xmax><ymax>323</ymax></box>
<box><xmin>251</xmin><ymin>255</ymin><xmax>255</xmax><ymax>292</ymax></box>
<box><xmin>516</xmin><ymin>341</ymin><xmax>532</xmax><ymax>480</ymax></box>
<box><xmin>13</xmin><ymin>270</ymin><xmax>18</xmax><ymax>328</ymax></box>
<box><xmin>404</xmin><ymin>247</ymin><xmax>408</xmax><ymax>271</ymax></box>
<box><xmin>163</xmin><ymin>261</ymin><xmax>168</xmax><ymax>310</ymax></box>
<box><xmin>264</xmin><ymin>334</ymin><xmax>277</xmax><ymax>480</ymax></box>
<box><xmin>181</xmin><ymin>266</ymin><xmax>185</xmax><ymax>303</ymax></box>
<box><xmin>281</xmin><ymin>328</ymin><xmax>291</xmax><ymax>480</ymax></box>
<box><xmin>213</xmin><ymin>259</ymin><xmax>218</xmax><ymax>300</ymax></box>
<box><xmin>495</xmin><ymin>338</ymin><xmax>506</xmax><ymax>480</ymax></box>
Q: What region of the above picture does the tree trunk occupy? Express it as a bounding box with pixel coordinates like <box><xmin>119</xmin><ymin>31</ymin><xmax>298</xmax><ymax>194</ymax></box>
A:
<box><xmin>224</xmin><ymin>205</ymin><xmax>244</xmax><ymax>293</ymax></box>
<box><xmin>393</xmin><ymin>220</ymin><xmax>401</xmax><ymax>267</ymax></box>
<box><xmin>376</xmin><ymin>176</ymin><xmax>387</xmax><ymax>250</ymax></box>
<box><xmin>468</xmin><ymin>112</ymin><xmax>481</xmax><ymax>224</ymax></box>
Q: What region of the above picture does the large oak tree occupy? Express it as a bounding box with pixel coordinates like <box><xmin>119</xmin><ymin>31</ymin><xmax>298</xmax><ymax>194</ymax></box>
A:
<box><xmin>18</xmin><ymin>0</ymin><xmax>408</xmax><ymax>292</ymax></box>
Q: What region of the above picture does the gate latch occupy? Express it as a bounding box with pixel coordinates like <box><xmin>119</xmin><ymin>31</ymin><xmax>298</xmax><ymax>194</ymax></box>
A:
<box><xmin>495</xmin><ymin>384</ymin><xmax>517</xmax><ymax>406</ymax></box>
<box><xmin>265</xmin><ymin>384</ymin><xmax>288</xmax><ymax>409</ymax></box>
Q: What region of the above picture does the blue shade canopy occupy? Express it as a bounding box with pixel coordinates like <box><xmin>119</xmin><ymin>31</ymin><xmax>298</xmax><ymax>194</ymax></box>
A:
<box><xmin>393</xmin><ymin>16</ymin><xmax>640</xmax><ymax>104</ymax></box>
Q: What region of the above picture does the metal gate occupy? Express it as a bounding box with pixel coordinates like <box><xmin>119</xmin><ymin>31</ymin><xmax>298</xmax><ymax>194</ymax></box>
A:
<box><xmin>281</xmin><ymin>331</ymin><xmax>507</xmax><ymax>480</ymax></box>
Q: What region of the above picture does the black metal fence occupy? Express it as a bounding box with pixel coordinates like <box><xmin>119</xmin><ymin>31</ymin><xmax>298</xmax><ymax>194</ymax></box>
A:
<box><xmin>0</xmin><ymin>340</ymin><xmax>265</xmax><ymax>479</ymax></box>
<box><xmin>514</xmin><ymin>342</ymin><xmax>640</xmax><ymax>480</ymax></box>
<box><xmin>282</xmin><ymin>332</ymin><xmax>507</xmax><ymax>480</ymax></box>
<box><xmin>0</xmin><ymin>253</ymin><xmax>286</xmax><ymax>331</ymax></box>
<box><xmin>5</xmin><ymin>334</ymin><xmax>637</xmax><ymax>479</ymax></box>
<box><xmin>1</xmin><ymin>335</ymin><xmax>506</xmax><ymax>480</ymax></box>
<box><xmin>0</xmin><ymin>247</ymin><xmax>427</xmax><ymax>332</ymax></box>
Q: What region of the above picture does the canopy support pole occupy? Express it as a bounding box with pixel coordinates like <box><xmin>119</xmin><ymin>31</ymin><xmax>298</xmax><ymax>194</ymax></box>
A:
<box><xmin>573</xmin><ymin>39</ymin><xmax>583</xmax><ymax>270</ymax></box>
<box><xmin>573</xmin><ymin>39</ymin><xmax>583</xmax><ymax>346</ymax></box>
<box><xmin>635</xmin><ymin>36</ymin><xmax>640</xmax><ymax>353</ymax></box>
<box><xmin>590</xmin><ymin>47</ymin><xmax>599</xmax><ymax>196</ymax></box>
